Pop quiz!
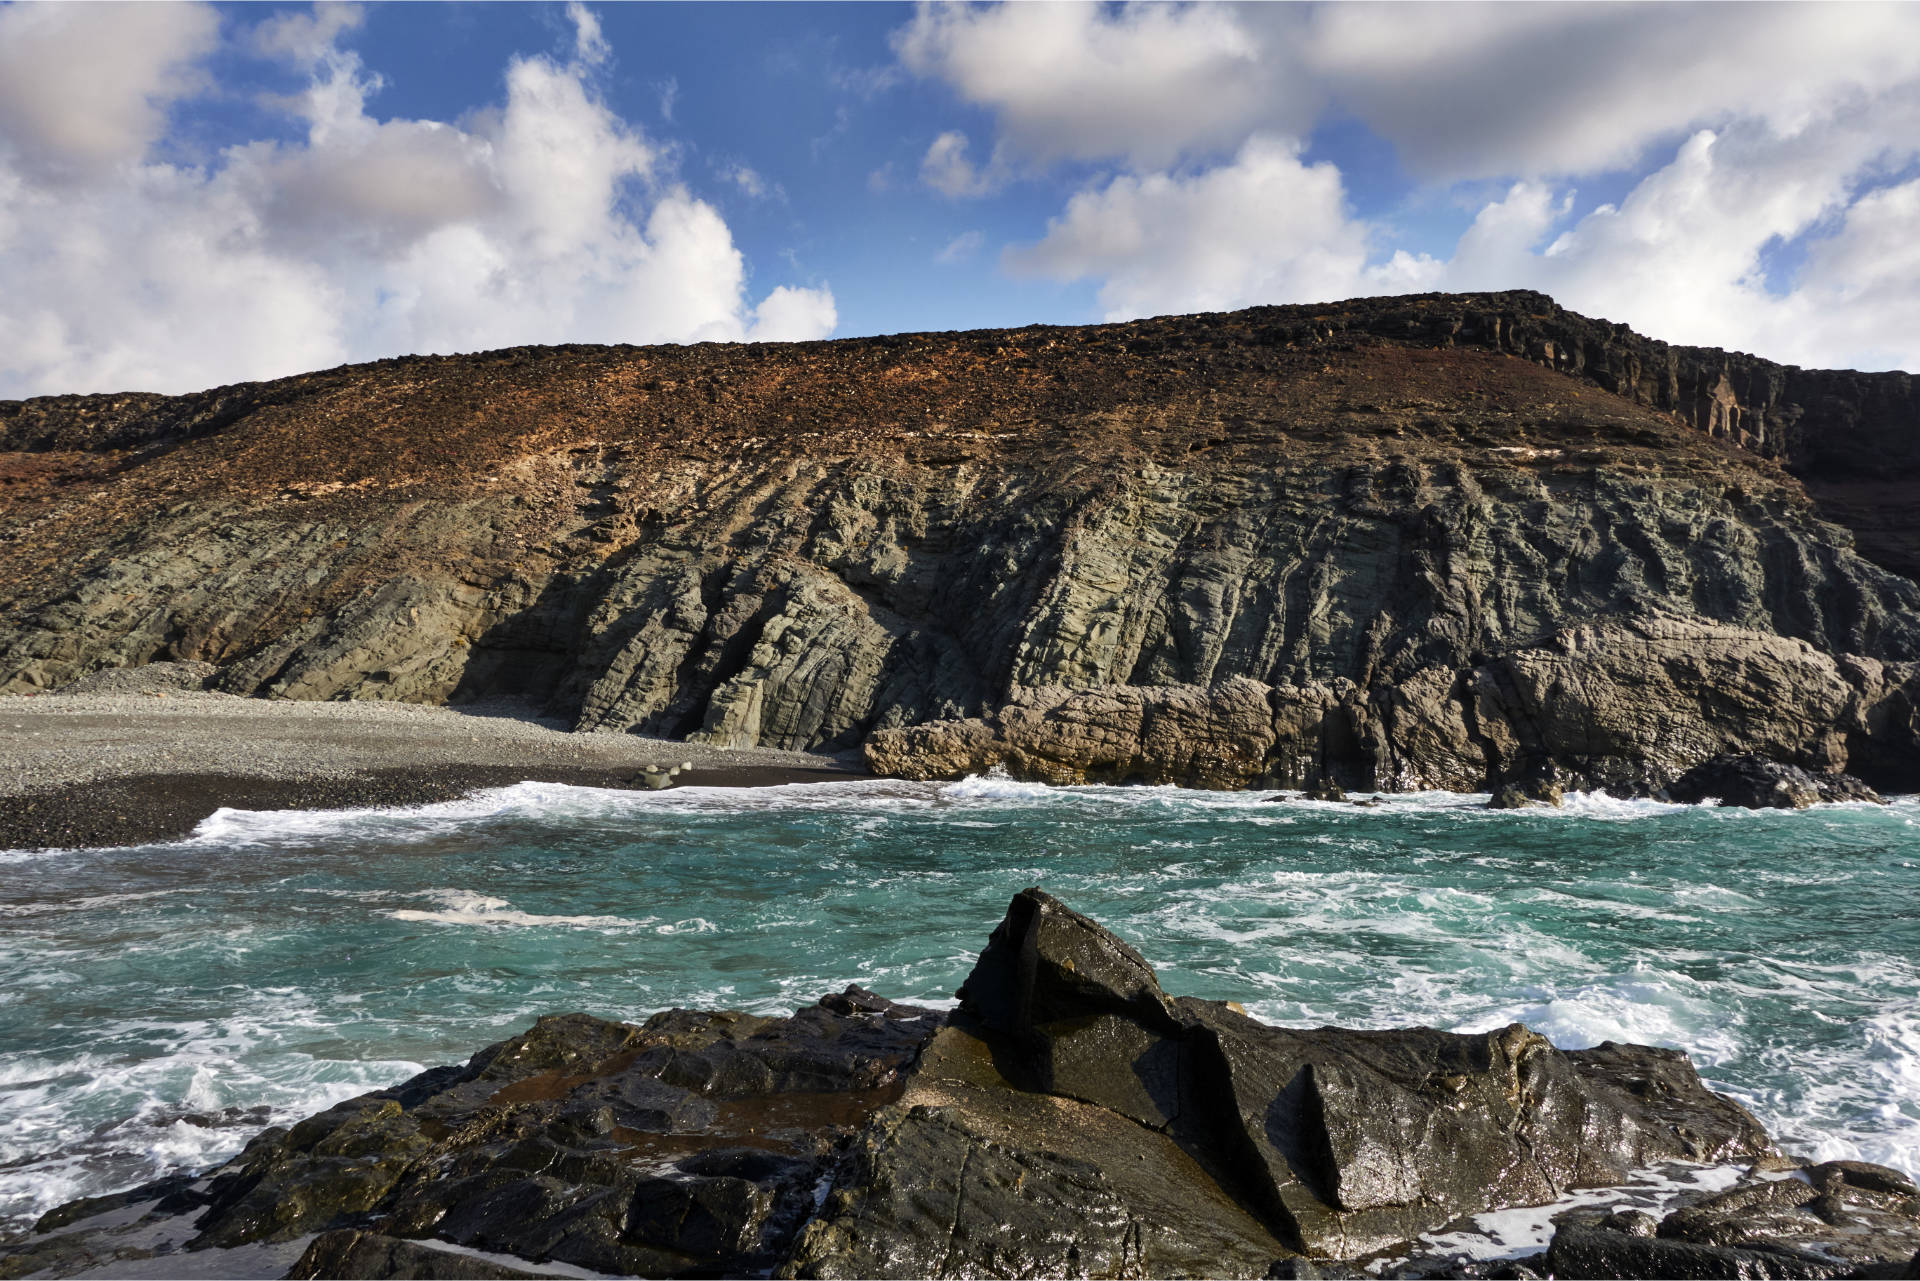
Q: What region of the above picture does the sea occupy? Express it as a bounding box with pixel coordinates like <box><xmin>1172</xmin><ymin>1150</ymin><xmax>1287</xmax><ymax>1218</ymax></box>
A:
<box><xmin>3</xmin><ymin>776</ymin><xmax>1918</xmax><ymax>1234</ymax></box>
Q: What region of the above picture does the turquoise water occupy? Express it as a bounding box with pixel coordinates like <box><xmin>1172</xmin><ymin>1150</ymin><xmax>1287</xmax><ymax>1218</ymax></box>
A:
<box><xmin>3</xmin><ymin>777</ymin><xmax>1918</xmax><ymax>1232</ymax></box>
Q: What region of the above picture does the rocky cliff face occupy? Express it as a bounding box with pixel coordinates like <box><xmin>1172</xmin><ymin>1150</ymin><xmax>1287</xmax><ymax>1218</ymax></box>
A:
<box><xmin>1</xmin><ymin>293</ymin><xmax>1916</xmax><ymax>793</ymax></box>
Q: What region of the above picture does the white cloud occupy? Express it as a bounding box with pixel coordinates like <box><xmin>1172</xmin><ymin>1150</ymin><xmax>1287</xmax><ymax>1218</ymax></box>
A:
<box><xmin>894</xmin><ymin>1</ymin><xmax>1307</xmax><ymax>170</ymax></box>
<box><xmin>0</xmin><ymin>1</ymin><xmax>220</xmax><ymax>180</ymax></box>
<box><xmin>0</xmin><ymin>2</ymin><xmax>836</xmax><ymax>397</ymax></box>
<box><xmin>1006</xmin><ymin>135</ymin><xmax>1423</xmax><ymax>320</ymax></box>
<box><xmin>564</xmin><ymin>0</ymin><xmax>610</xmax><ymax>67</ymax></box>
<box><xmin>747</xmin><ymin>284</ymin><xmax>838</xmax><ymax>342</ymax></box>
<box><xmin>1790</xmin><ymin>178</ymin><xmax>1920</xmax><ymax>371</ymax></box>
<box><xmin>919</xmin><ymin>130</ymin><xmax>1002</xmax><ymax>198</ymax></box>
<box><xmin>1011</xmin><ymin>117</ymin><xmax>1920</xmax><ymax>372</ymax></box>
<box><xmin>1303</xmin><ymin>1</ymin><xmax>1920</xmax><ymax>181</ymax></box>
<box><xmin>720</xmin><ymin>163</ymin><xmax>771</xmax><ymax>200</ymax></box>
<box><xmin>252</xmin><ymin>2</ymin><xmax>364</xmax><ymax>68</ymax></box>
<box><xmin>909</xmin><ymin>1</ymin><xmax>1920</xmax><ymax>372</ymax></box>
<box><xmin>897</xmin><ymin>1</ymin><xmax>1920</xmax><ymax>183</ymax></box>
<box><xmin>936</xmin><ymin>230</ymin><xmax>984</xmax><ymax>264</ymax></box>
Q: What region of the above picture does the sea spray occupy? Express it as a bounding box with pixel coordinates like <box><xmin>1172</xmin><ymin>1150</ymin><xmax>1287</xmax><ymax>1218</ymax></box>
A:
<box><xmin>2</xmin><ymin>780</ymin><xmax>1916</xmax><ymax>1230</ymax></box>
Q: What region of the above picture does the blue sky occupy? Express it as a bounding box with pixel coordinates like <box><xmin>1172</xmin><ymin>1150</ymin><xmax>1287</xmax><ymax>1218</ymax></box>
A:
<box><xmin>2</xmin><ymin>1</ymin><xmax>1918</xmax><ymax>398</ymax></box>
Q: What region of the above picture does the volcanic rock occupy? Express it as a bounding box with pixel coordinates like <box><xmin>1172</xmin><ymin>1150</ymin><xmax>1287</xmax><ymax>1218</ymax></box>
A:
<box><xmin>13</xmin><ymin>890</ymin><xmax>1902</xmax><ymax>1281</ymax></box>
<box><xmin>3</xmin><ymin>293</ymin><xmax>1919</xmax><ymax>796</ymax></box>
<box><xmin>1665</xmin><ymin>754</ymin><xmax>1885</xmax><ymax>809</ymax></box>
<box><xmin>1546</xmin><ymin>1159</ymin><xmax>1920</xmax><ymax>1279</ymax></box>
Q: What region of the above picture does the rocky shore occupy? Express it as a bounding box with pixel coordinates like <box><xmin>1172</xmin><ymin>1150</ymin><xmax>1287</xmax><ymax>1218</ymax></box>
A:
<box><xmin>4</xmin><ymin>890</ymin><xmax>1916</xmax><ymax>1280</ymax></box>
<box><xmin>0</xmin><ymin>667</ymin><xmax>859</xmax><ymax>849</ymax></box>
<box><xmin>2</xmin><ymin>292</ymin><xmax>1918</xmax><ymax>800</ymax></box>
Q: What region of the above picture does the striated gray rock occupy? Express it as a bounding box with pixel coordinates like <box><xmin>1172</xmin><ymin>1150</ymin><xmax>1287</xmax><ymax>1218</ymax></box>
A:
<box><xmin>864</xmin><ymin>615</ymin><xmax>1920</xmax><ymax>796</ymax></box>
<box><xmin>3</xmin><ymin>891</ymin><xmax>1869</xmax><ymax>1281</ymax></box>
<box><xmin>2</xmin><ymin>294</ymin><xmax>1918</xmax><ymax>795</ymax></box>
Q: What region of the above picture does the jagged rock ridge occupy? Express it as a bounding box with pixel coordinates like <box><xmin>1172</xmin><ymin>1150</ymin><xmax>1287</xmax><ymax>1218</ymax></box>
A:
<box><xmin>17</xmin><ymin>890</ymin><xmax>1911</xmax><ymax>1280</ymax></box>
<box><xmin>1</xmin><ymin>292</ymin><xmax>1916</xmax><ymax>793</ymax></box>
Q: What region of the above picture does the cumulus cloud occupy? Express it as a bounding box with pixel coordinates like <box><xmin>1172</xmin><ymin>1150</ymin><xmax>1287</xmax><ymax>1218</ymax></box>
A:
<box><xmin>1008</xmin><ymin>136</ymin><xmax>1418</xmax><ymax>319</ymax></box>
<box><xmin>252</xmin><ymin>2</ymin><xmax>364</xmax><ymax>68</ymax></box>
<box><xmin>919</xmin><ymin>130</ymin><xmax>1004</xmax><ymax>198</ymax></box>
<box><xmin>910</xmin><ymin>1</ymin><xmax>1920</xmax><ymax>371</ymax></box>
<box><xmin>0</xmin><ymin>2</ymin><xmax>835</xmax><ymax>398</ymax></box>
<box><xmin>1303</xmin><ymin>1</ymin><xmax>1920</xmax><ymax>182</ymax></box>
<box><xmin>747</xmin><ymin>284</ymin><xmax>839</xmax><ymax>342</ymax></box>
<box><xmin>895</xmin><ymin>1</ymin><xmax>1306</xmax><ymax>170</ymax></box>
<box><xmin>0</xmin><ymin>1</ymin><xmax>219</xmax><ymax>180</ymax></box>
<box><xmin>898</xmin><ymin>1</ymin><xmax>1920</xmax><ymax>182</ymax></box>
<box><xmin>1009</xmin><ymin>116</ymin><xmax>1920</xmax><ymax>371</ymax></box>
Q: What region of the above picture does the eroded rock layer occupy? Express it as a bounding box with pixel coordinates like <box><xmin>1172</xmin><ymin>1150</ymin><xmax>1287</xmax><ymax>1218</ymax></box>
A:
<box><xmin>17</xmin><ymin>891</ymin><xmax>1908</xmax><ymax>1281</ymax></box>
<box><xmin>2</xmin><ymin>292</ymin><xmax>1917</xmax><ymax>792</ymax></box>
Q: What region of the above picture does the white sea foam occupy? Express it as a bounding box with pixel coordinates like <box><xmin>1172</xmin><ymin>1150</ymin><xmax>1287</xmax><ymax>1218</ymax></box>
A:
<box><xmin>0</xmin><ymin>1014</ymin><xmax>424</xmax><ymax>1229</ymax></box>
<box><xmin>175</xmin><ymin>778</ymin><xmax>952</xmax><ymax>852</ymax></box>
<box><xmin>1371</xmin><ymin>1161</ymin><xmax>1749</xmax><ymax>1270</ymax></box>
<box><xmin>8</xmin><ymin>770</ymin><xmax>1918</xmax><ymax>1234</ymax></box>
<box><xmin>387</xmin><ymin>888</ymin><xmax>640</xmax><ymax>929</ymax></box>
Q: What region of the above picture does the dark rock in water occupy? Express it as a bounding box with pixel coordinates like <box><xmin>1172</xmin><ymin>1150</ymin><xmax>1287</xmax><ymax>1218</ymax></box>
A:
<box><xmin>1666</xmin><ymin>754</ymin><xmax>1884</xmax><ymax>809</ymax></box>
<box><xmin>1489</xmin><ymin>779</ymin><xmax>1565</xmax><ymax>809</ymax></box>
<box><xmin>1305</xmin><ymin>779</ymin><xmax>1348</xmax><ymax>802</ymax></box>
<box><xmin>8</xmin><ymin>892</ymin><xmax>1918</xmax><ymax>1280</ymax></box>
<box><xmin>1546</xmin><ymin>1158</ymin><xmax>1920</xmax><ymax>1278</ymax></box>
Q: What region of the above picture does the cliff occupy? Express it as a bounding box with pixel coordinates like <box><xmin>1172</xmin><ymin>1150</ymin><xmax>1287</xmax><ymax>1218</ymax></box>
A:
<box><xmin>2</xmin><ymin>291</ymin><xmax>1917</xmax><ymax>794</ymax></box>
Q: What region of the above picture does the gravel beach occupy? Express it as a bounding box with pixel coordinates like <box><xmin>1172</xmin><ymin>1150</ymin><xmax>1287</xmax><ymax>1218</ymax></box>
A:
<box><xmin>0</xmin><ymin>668</ymin><xmax>864</xmax><ymax>850</ymax></box>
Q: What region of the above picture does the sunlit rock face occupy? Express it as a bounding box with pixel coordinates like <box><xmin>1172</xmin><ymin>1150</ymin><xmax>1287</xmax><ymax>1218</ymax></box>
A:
<box><xmin>2</xmin><ymin>291</ymin><xmax>1916</xmax><ymax>793</ymax></box>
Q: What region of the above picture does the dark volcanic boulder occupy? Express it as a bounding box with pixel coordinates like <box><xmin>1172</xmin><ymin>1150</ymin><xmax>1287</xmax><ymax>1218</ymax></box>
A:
<box><xmin>11</xmin><ymin>892</ymin><xmax>1918</xmax><ymax>1280</ymax></box>
<box><xmin>179</xmin><ymin>990</ymin><xmax>945</xmax><ymax>1276</ymax></box>
<box><xmin>1489</xmin><ymin>778</ymin><xmax>1565</xmax><ymax>809</ymax></box>
<box><xmin>785</xmin><ymin>889</ymin><xmax>1768</xmax><ymax>1270</ymax></box>
<box><xmin>1547</xmin><ymin>1160</ymin><xmax>1920</xmax><ymax>1279</ymax></box>
<box><xmin>1666</xmin><ymin>754</ymin><xmax>1884</xmax><ymax>809</ymax></box>
<box><xmin>288</xmin><ymin>1230</ymin><xmax>547</xmax><ymax>1278</ymax></box>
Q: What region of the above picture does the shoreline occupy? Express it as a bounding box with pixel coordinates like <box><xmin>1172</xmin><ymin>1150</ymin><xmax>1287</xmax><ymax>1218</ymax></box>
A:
<box><xmin>0</xmin><ymin>688</ymin><xmax>865</xmax><ymax>851</ymax></box>
<box><xmin>9</xmin><ymin>890</ymin><xmax>1918</xmax><ymax>1279</ymax></box>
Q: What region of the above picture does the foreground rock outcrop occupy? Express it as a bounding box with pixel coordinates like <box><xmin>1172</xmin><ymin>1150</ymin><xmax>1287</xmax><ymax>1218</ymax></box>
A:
<box><xmin>2</xmin><ymin>292</ymin><xmax>1918</xmax><ymax>796</ymax></box>
<box><xmin>6</xmin><ymin>890</ymin><xmax>1917</xmax><ymax>1279</ymax></box>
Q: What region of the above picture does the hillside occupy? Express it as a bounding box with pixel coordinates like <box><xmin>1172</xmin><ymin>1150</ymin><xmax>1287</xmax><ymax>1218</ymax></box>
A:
<box><xmin>3</xmin><ymin>291</ymin><xmax>1917</xmax><ymax>794</ymax></box>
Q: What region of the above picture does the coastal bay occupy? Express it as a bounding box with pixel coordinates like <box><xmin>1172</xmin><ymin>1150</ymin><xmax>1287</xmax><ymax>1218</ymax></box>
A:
<box><xmin>0</xmin><ymin>681</ymin><xmax>860</xmax><ymax>850</ymax></box>
<box><xmin>4</xmin><ymin>291</ymin><xmax>1918</xmax><ymax>1276</ymax></box>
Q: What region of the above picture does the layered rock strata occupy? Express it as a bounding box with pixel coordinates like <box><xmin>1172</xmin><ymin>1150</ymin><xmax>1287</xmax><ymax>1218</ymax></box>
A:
<box><xmin>13</xmin><ymin>890</ymin><xmax>1913</xmax><ymax>1280</ymax></box>
<box><xmin>1</xmin><ymin>293</ymin><xmax>1917</xmax><ymax>794</ymax></box>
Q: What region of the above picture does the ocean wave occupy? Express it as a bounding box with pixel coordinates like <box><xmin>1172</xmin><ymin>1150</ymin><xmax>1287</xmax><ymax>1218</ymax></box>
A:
<box><xmin>7</xmin><ymin>768</ymin><xmax>1918</xmax><ymax>1230</ymax></box>
<box><xmin>1380</xmin><ymin>1161</ymin><xmax>1749</xmax><ymax>1268</ymax></box>
<box><xmin>0</xmin><ymin>1017</ymin><xmax>424</xmax><ymax>1231</ymax></box>
<box><xmin>387</xmin><ymin>888</ymin><xmax>642</xmax><ymax>929</ymax></box>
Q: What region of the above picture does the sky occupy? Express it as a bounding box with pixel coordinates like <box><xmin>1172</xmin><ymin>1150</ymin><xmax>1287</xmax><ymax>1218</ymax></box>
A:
<box><xmin>2</xmin><ymin>1</ymin><xmax>1918</xmax><ymax>399</ymax></box>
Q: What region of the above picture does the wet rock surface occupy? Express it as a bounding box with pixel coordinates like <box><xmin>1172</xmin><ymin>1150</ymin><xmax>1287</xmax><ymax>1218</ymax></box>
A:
<box><xmin>8</xmin><ymin>891</ymin><xmax>1915</xmax><ymax>1279</ymax></box>
<box><xmin>1545</xmin><ymin>1160</ymin><xmax>1920</xmax><ymax>1279</ymax></box>
<box><xmin>2</xmin><ymin>293</ymin><xmax>1918</xmax><ymax>797</ymax></box>
<box><xmin>1665</xmin><ymin>754</ymin><xmax>1885</xmax><ymax>809</ymax></box>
